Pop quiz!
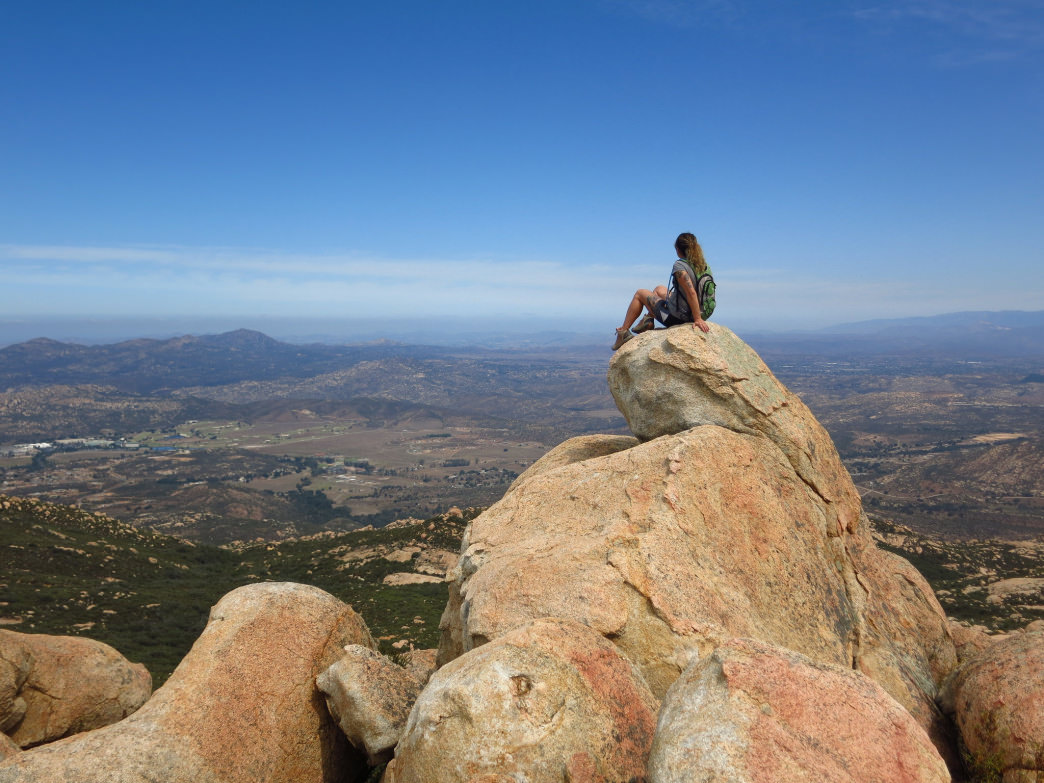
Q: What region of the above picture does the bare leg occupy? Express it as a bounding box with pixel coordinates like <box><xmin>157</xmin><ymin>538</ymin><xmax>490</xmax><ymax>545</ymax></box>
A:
<box><xmin>619</xmin><ymin>289</ymin><xmax>659</xmax><ymax>331</ymax></box>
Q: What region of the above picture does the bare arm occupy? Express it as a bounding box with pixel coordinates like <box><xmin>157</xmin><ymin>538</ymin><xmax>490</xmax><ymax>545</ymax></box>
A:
<box><xmin>677</xmin><ymin>271</ymin><xmax>710</xmax><ymax>333</ymax></box>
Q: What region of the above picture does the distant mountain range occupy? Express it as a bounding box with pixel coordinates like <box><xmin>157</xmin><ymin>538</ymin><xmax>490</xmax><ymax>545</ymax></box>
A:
<box><xmin>0</xmin><ymin>328</ymin><xmax>460</xmax><ymax>394</ymax></box>
<box><xmin>1</xmin><ymin>310</ymin><xmax>1041</xmax><ymax>396</ymax></box>
<box><xmin>742</xmin><ymin>310</ymin><xmax>1044</xmax><ymax>359</ymax></box>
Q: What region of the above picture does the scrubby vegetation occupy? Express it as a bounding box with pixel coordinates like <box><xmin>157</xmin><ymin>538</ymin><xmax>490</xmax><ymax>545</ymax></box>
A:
<box><xmin>870</xmin><ymin>516</ymin><xmax>1044</xmax><ymax>631</ymax></box>
<box><xmin>0</xmin><ymin>495</ymin><xmax>473</xmax><ymax>685</ymax></box>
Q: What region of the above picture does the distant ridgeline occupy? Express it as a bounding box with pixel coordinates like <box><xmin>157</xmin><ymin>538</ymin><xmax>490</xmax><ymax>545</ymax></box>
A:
<box><xmin>0</xmin><ymin>330</ymin><xmax>457</xmax><ymax>394</ymax></box>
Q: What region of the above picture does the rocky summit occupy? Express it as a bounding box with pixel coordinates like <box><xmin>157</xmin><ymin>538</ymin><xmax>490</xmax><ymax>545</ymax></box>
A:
<box><xmin>2</xmin><ymin>324</ymin><xmax>1041</xmax><ymax>782</ymax></box>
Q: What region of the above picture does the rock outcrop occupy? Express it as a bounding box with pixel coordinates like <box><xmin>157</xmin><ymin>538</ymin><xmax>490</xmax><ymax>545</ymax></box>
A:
<box><xmin>387</xmin><ymin>618</ymin><xmax>658</xmax><ymax>783</ymax></box>
<box><xmin>648</xmin><ymin>638</ymin><xmax>950</xmax><ymax>783</ymax></box>
<box><xmin>437</xmin><ymin>326</ymin><xmax>958</xmax><ymax>761</ymax></box>
<box><xmin>941</xmin><ymin>630</ymin><xmax>1044</xmax><ymax>781</ymax></box>
<box><xmin>0</xmin><ymin>630</ymin><xmax>150</xmax><ymax>749</ymax></box>
<box><xmin>0</xmin><ymin>635</ymin><xmax>31</xmax><ymax>738</ymax></box>
<box><xmin>317</xmin><ymin>644</ymin><xmax>422</xmax><ymax>764</ymax></box>
<box><xmin>0</xmin><ymin>583</ymin><xmax>374</xmax><ymax>783</ymax></box>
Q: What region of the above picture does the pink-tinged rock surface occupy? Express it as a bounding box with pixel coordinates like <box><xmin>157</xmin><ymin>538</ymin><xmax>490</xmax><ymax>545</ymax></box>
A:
<box><xmin>438</xmin><ymin>325</ymin><xmax>958</xmax><ymax>760</ymax></box>
<box><xmin>0</xmin><ymin>583</ymin><xmax>375</xmax><ymax>783</ymax></box>
<box><xmin>943</xmin><ymin>630</ymin><xmax>1044</xmax><ymax>781</ymax></box>
<box><xmin>947</xmin><ymin>620</ymin><xmax>999</xmax><ymax>665</ymax></box>
<box><xmin>649</xmin><ymin>638</ymin><xmax>951</xmax><ymax>783</ymax></box>
<box><xmin>0</xmin><ymin>629</ymin><xmax>151</xmax><ymax>748</ymax></box>
<box><xmin>387</xmin><ymin>618</ymin><xmax>658</xmax><ymax>783</ymax></box>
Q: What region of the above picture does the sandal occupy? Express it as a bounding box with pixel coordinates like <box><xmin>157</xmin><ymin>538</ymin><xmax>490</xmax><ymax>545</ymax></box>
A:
<box><xmin>632</xmin><ymin>314</ymin><xmax>655</xmax><ymax>334</ymax></box>
<box><xmin>612</xmin><ymin>327</ymin><xmax>634</xmax><ymax>350</ymax></box>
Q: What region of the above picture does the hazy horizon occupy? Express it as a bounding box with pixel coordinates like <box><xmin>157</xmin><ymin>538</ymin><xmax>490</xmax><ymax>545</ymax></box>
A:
<box><xmin>3</xmin><ymin>308</ymin><xmax>1043</xmax><ymax>350</ymax></box>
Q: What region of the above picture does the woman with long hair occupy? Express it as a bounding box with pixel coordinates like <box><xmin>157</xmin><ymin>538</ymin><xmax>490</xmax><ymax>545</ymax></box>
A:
<box><xmin>613</xmin><ymin>232</ymin><xmax>713</xmax><ymax>350</ymax></box>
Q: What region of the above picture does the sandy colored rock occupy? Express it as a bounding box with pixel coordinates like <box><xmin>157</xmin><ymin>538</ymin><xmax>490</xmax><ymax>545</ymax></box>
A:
<box><xmin>943</xmin><ymin>630</ymin><xmax>1044</xmax><ymax>781</ymax></box>
<box><xmin>608</xmin><ymin>325</ymin><xmax>861</xmax><ymax>535</ymax></box>
<box><xmin>384</xmin><ymin>547</ymin><xmax>421</xmax><ymax>563</ymax></box>
<box><xmin>439</xmin><ymin>428</ymin><xmax>952</xmax><ymax>716</ymax></box>
<box><xmin>0</xmin><ymin>735</ymin><xmax>17</xmax><ymax>762</ymax></box>
<box><xmin>506</xmin><ymin>434</ymin><xmax>639</xmax><ymax>492</ymax></box>
<box><xmin>382</xmin><ymin>572</ymin><xmax>443</xmax><ymax>586</ymax></box>
<box><xmin>402</xmin><ymin>649</ymin><xmax>437</xmax><ymax>688</ymax></box>
<box><xmin>987</xmin><ymin>577</ymin><xmax>1044</xmax><ymax>599</ymax></box>
<box><xmin>317</xmin><ymin>644</ymin><xmax>421</xmax><ymax>763</ymax></box>
<box><xmin>648</xmin><ymin>638</ymin><xmax>951</xmax><ymax>783</ymax></box>
<box><xmin>0</xmin><ymin>630</ymin><xmax>150</xmax><ymax>748</ymax></box>
<box><xmin>0</xmin><ymin>635</ymin><xmax>31</xmax><ymax>735</ymax></box>
<box><xmin>439</xmin><ymin>326</ymin><xmax>958</xmax><ymax>757</ymax></box>
<box><xmin>0</xmin><ymin>583</ymin><xmax>374</xmax><ymax>783</ymax></box>
<box><xmin>388</xmin><ymin>618</ymin><xmax>658</xmax><ymax>783</ymax></box>
<box><xmin>414</xmin><ymin>548</ymin><xmax>458</xmax><ymax>576</ymax></box>
<box><xmin>842</xmin><ymin>527</ymin><xmax>959</xmax><ymax>769</ymax></box>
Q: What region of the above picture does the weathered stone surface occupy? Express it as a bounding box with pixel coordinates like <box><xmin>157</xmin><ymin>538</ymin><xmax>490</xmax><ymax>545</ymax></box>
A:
<box><xmin>0</xmin><ymin>635</ymin><xmax>31</xmax><ymax>735</ymax></box>
<box><xmin>0</xmin><ymin>629</ymin><xmax>150</xmax><ymax>748</ymax></box>
<box><xmin>438</xmin><ymin>326</ymin><xmax>958</xmax><ymax>757</ymax></box>
<box><xmin>608</xmin><ymin>325</ymin><xmax>861</xmax><ymax>535</ymax></box>
<box><xmin>947</xmin><ymin>620</ymin><xmax>997</xmax><ymax>665</ymax></box>
<box><xmin>414</xmin><ymin>548</ymin><xmax>458</xmax><ymax>577</ymax></box>
<box><xmin>648</xmin><ymin>638</ymin><xmax>951</xmax><ymax>783</ymax></box>
<box><xmin>382</xmin><ymin>572</ymin><xmax>443</xmax><ymax>586</ymax></box>
<box><xmin>942</xmin><ymin>630</ymin><xmax>1044</xmax><ymax>781</ymax></box>
<box><xmin>842</xmin><ymin>527</ymin><xmax>959</xmax><ymax>768</ymax></box>
<box><xmin>506</xmin><ymin>434</ymin><xmax>639</xmax><ymax>491</ymax></box>
<box><xmin>317</xmin><ymin>644</ymin><xmax>421</xmax><ymax>764</ymax></box>
<box><xmin>402</xmin><ymin>649</ymin><xmax>437</xmax><ymax>688</ymax></box>
<box><xmin>0</xmin><ymin>583</ymin><xmax>374</xmax><ymax>783</ymax></box>
<box><xmin>0</xmin><ymin>735</ymin><xmax>17</xmax><ymax>762</ymax></box>
<box><xmin>388</xmin><ymin>618</ymin><xmax>658</xmax><ymax>783</ymax></box>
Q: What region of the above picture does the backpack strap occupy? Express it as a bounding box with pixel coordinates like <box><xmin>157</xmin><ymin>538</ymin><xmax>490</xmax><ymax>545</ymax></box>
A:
<box><xmin>668</xmin><ymin>260</ymin><xmax>700</xmax><ymax>316</ymax></box>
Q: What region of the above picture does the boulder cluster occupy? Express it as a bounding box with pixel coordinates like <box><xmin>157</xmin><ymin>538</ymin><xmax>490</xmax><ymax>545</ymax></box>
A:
<box><xmin>2</xmin><ymin>325</ymin><xmax>1041</xmax><ymax>782</ymax></box>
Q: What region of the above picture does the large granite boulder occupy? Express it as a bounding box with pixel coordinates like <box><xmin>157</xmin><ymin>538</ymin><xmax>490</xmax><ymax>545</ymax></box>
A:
<box><xmin>438</xmin><ymin>326</ymin><xmax>957</xmax><ymax>759</ymax></box>
<box><xmin>941</xmin><ymin>630</ymin><xmax>1044</xmax><ymax>781</ymax></box>
<box><xmin>0</xmin><ymin>629</ymin><xmax>150</xmax><ymax>749</ymax></box>
<box><xmin>388</xmin><ymin>618</ymin><xmax>658</xmax><ymax>783</ymax></box>
<box><xmin>0</xmin><ymin>583</ymin><xmax>374</xmax><ymax>783</ymax></box>
<box><xmin>608</xmin><ymin>324</ymin><xmax>860</xmax><ymax>536</ymax></box>
<box><xmin>317</xmin><ymin>644</ymin><xmax>422</xmax><ymax>764</ymax></box>
<box><xmin>649</xmin><ymin>638</ymin><xmax>951</xmax><ymax>783</ymax></box>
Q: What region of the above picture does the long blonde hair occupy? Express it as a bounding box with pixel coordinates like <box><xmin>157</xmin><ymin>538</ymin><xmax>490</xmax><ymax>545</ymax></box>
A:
<box><xmin>675</xmin><ymin>233</ymin><xmax>707</xmax><ymax>274</ymax></box>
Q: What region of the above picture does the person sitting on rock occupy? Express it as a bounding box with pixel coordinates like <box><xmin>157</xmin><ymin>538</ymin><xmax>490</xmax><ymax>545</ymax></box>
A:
<box><xmin>613</xmin><ymin>232</ymin><xmax>713</xmax><ymax>350</ymax></box>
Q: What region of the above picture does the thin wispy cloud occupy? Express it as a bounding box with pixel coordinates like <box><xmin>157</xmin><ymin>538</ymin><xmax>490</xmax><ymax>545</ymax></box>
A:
<box><xmin>851</xmin><ymin>0</ymin><xmax>1044</xmax><ymax>63</ymax></box>
<box><xmin>0</xmin><ymin>244</ymin><xmax>657</xmax><ymax>319</ymax></box>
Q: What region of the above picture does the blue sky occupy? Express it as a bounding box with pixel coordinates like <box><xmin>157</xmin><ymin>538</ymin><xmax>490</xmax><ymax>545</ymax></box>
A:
<box><xmin>2</xmin><ymin>0</ymin><xmax>1042</xmax><ymax>338</ymax></box>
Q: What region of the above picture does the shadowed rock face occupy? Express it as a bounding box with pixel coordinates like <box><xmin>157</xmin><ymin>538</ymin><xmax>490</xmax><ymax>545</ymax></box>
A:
<box><xmin>942</xmin><ymin>630</ymin><xmax>1044</xmax><ymax>781</ymax></box>
<box><xmin>437</xmin><ymin>326</ymin><xmax>958</xmax><ymax>757</ymax></box>
<box><xmin>648</xmin><ymin>638</ymin><xmax>951</xmax><ymax>783</ymax></box>
<box><xmin>0</xmin><ymin>630</ymin><xmax>151</xmax><ymax>749</ymax></box>
<box><xmin>0</xmin><ymin>583</ymin><xmax>375</xmax><ymax>783</ymax></box>
<box><xmin>387</xmin><ymin>618</ymin><xmax>658</xmax><ymax>783</ymax></box>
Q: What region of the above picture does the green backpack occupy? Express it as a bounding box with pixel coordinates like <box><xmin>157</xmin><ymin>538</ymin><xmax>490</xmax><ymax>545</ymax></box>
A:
<box><xmin>668</xmin><ymin>261</ymin><xmax>716</xmax><ymax>320</ymax></box>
